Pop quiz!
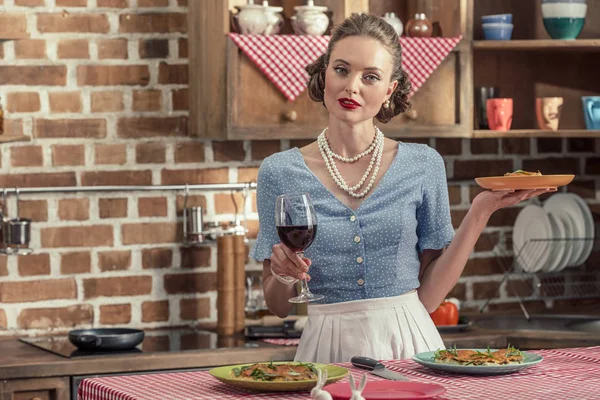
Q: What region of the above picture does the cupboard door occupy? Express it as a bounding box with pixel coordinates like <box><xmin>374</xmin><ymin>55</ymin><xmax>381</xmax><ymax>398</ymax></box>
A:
<box><xmin>0</xmin><ymin>377</ymin><xmax>69</xmax><ymax>400</ymax></box>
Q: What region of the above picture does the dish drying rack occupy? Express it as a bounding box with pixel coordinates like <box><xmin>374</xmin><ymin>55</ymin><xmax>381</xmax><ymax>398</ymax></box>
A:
<box><xmin>479</xmin><ymin>235</ymin><xmax>600</xmax><ymax>319</ymax></box>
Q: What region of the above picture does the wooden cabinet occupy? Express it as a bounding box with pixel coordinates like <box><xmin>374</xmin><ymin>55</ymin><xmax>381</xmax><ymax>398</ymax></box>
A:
<box><xmin>0</xmin><ymin>377</ymin><xmax>69</xmax><ymax>400</ymax></box>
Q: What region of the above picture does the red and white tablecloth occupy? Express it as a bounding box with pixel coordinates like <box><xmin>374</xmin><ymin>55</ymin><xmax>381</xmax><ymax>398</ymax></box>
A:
<box><xmin>78</xmin><ymin>346</ymin><xmax>600</xmax><ymax>400</ymax></box>
<box><xmin>260</xmin><ymin>338</ymin><xmax>301</xmax><ymax>346</ymax></box>
<box><xmin>228</xmin><ymin>33</ymin><xmax>463</xmax><ymax>101</ymax></box>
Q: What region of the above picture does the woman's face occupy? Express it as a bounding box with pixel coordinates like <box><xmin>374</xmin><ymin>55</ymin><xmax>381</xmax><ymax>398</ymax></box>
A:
<box><xmin>324</xmin><ymin>36</ymin><xmax>398</xmax><ymax>125</ymax></box>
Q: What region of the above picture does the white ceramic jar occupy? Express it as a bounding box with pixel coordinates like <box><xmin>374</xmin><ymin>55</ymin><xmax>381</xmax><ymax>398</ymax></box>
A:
<box><xmin>382</xmin><ymin>12</ymin><xmax>403</xmax><ymax>36</ymax></box>
<box><xmin>291</xmin><ymin>0</ymin><xmax>329</xmax><ymax>36</ymax></box>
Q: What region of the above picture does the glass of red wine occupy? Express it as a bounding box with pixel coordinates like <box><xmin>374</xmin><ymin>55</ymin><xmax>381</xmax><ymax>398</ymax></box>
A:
<box><xmin>275</xmin><ymin>193</ymin><xmax>323</xmax><ymax>303</ymax></box>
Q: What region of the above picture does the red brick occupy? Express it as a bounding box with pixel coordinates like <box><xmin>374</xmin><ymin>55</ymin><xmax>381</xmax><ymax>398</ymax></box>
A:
<box><xmin>0</xmin><ymin>309</ymin><xmax>6</xmax><ymax>329</ymax></box>
<box><xmin>0</xmin><ymin>14</ymin><xmax>28</xmax><ymax>39</ymax></box>
<box><xmin>14</xmin><ymin>39</ymin><xmax>46</xmax><ymax>59</ymax></box>
<box><xmin>0</xmin><ymin>257</ymin><xmax>7</xmax><ymax>276</ymax></box>
<box><xmin>15</xmin><ymin>0</ymin><xmax>45</xmax><ymax>5</ymax></box>
<box><xmin>172</xmin><ymin>88</ymin><xmax>188</xmax><ymax>111</ymax></box>
<box><xmin>158</xmin><ymin>62</ymin><xmax>188</xmax><ymax>84</ymax></box>
<box><xmin>251</xmin><ymin>140</ymin><xmax>280</xmax><ymax>161</ymax></box>
<box><xmin>463</xmin><ymin>256</ymin><xmax>512</xmax><ymax>276</ymax></box>
<box><xmin>174</xmin><ymin>141</ymin><xmax>204</xmax><ymax>163</ymax></box>
<box><xmin>586</xmin><ymin>157</ymin><xmax>600</xmax><ymax>175</ymax></box>
<box><xmin>58</xmin><ymin>198</ymin><xmax>90</xmax><ymax>221</ymax></box>
<box><xmin>57</xmin><ymin>39</ymin><xmax>89</xmax><ymax>59</ymax></box>
<box><xmin>178</xmin><ymin>38</ymin><xmax>188</xmax><ymax>58</ymax></box>
<box><xmin>81</xmin><ymin>170</ymin><xmax>152</xmax><ymax>186</ymax></box>
<box><xmin>474</xmin><ymin>232</ymin><xmax>500</xmax><ymax>253</ymax></box>
<box><xmin>453</xmin><ymin>159</ymin><xmax>513</xmax><ymax>181</ymax></box>
<box><xmin>119</xmin><ymin>13</ymin><xmax>187</xmax><ymax>33</ymax></box>
<box><xmin>142</xmin><ymin>300</ymin><xmax>169</xmax><ymax>322</ymax></box>
<box><xmin>568</xmin><ymin>179</ymin><xmax>596</xmax><ymax>200</ymax></box>
<box><xmin>11</xmin><ymin>145</ymin><xmax>43</xmax><ymax>167</ymax></box>
<box><xmin>18</xmin><ymin>305</ymin><xmax>92</xmax><ymax>329</ymax></box>
<box><xmin>41</xmin><ymin>226</ymin><xmax>113</xmax><ymax>248</ymax></box>
<box><xmin>175</xmin><ymin>195</ymin><xmax>206</xmax><ymax>216</ymax></box>
<box><xmin>213</xmin><ymin>141</ymin><xmax>244</xmax><ymax>161</ymax></box>
<box><xmin>136</xmin><ymin>142</ymin><xmax>166</xmax><ymax>163</ymax></box>
<box><xmin>161</xmin><ymin>168</ymin><xmax>229</xmax><ymax>185</ymax></box>
<box><xmin>523</xmin><ymin>157</ymin><xmax>580</xmax><ymax>176</ymax></box>
<box><xmin>138</xmin><ymin>197</ymin><xmax>168</xmax><ymax>217</ymax></box>
<box><xmin>122</xmin><ymin>222</ymin><xmax>179</xmax><ymax>245</ymax></box>
<box><xmin>84</xmin><ymin>276</ymin><xmax>152</xmax><ymax>299</ymax></box>
<box><xmin>503</xmin><ymin>138</ymin><xmax>530</xmax><ymax>154</ymax></box>
<box><xmin>117</xmin><ymin>117</ymin><xmax>187</xmax><ymax>138</ymax></box>
<box><xmin>537</xmin><ymin>138</ymin><xmax>562</xmax><ymax>153</ymax></box>
<box><xmin>215</xmin><ymin>193</ymin><xmax>247</xmax><ymax>214</ymax></box>
<box><xmin>164</xmin><ymin>272</ymin><xmax>216</xmax><ymax>294</ymax></box>
<box><xmin>567</xmin><ymin>138</ymin><xmax>595</xmax><ymax>153</ymax></box>
<box><xmin>97</xmin><ymin>0</ymin><xmax>127</xmax><ymax>6</ymax></box>
<box><xmin>0</xmin><ymin>172</ymin><xmax>76</xmax><ymax>188</ymax></box>
<box><xmin>138</xmin><ymin>0</ymin><xmax>169</xmax><ymax>6</ymax></box>
<box><xmin>180</xmin><ymin>246</ymin><xmax>211</xmax><ymax>268</ymax></box>
<box><xmin>0</xmin><ymin>66</ymin><xmax>66</xmax><ymax>86</ymax></box>
<box><xmin>49</xmin><ymin>91</ymin><xmax>82</xmax><ymax>113</ymax></box>
<box><xmin>78</xmin><ymin>65</ymin><xmax>150</xmax><ymax>86</ymax></box>
<box><xmin>91</xmin><ymin>91</ymin><xmax>124</xmax><ymax>112</ymax></box>
<box><xmin>18</xmin><ymin>200</ymin><xmax>48</xmax><ymax>222</ymax></box>
<box><xmin>34</xmin><ymin>119</ymin><xmax>106</xmax><ymax>138</ymax></box>
<box><xmin>237</xmin><ymin>167</ymin><xmax>259</xmax><ymax>182</ymax></box>
<box><xmin>139</xmin><ymin>39</ymin><xmax>169</xmax><ymax>58</ymax></box>
<box><xmin>52</xmin><ymin>144</ymin><xmax>85</xmax><ymax>166</ymax></box>
<box><xmin>133</xmin><ymin>90</ymin><xmax>162</xmax><ymax>111</ymax></box>
<box><xmin>99</xmin><ymin>198</ymin><xmax>128</xmax><ymax>218</ymax></box>
<box><xmin>180</xmin><ymin>298</ymin><xmax>210</xmax><ymax>320</ymax></box>
<box><xmin>177</xmin><ymin>0</ymin><xmax>187</xmax><ymax>5</ymax></box>
<box><xmin>98</xmin><ymin>250</ymin><xmax>131</xmax><ymax>272</ymax></box>
<box><xmin>448</xmin><ymin>185</ymin><xmax>461</xmax><ymax>205</ymax></box>
<box><xmin>142</xmin><ymin>248</ymin><xmax>172</xmax><ymax>269</ymax></box>
<box><xmin>436</xmin><ymin>138</ymin><xmax>462</xmax><ymax>155</ymax></box>
<box><xmin>61</xmin><ymin>251</ymin><xmax>91</xmax><ymax>274</ymax></box>
<box><xmin>0</xmin><ymin>278</ymin><xmax>77</xmax><ymax>303</ymax></box>
<box><xmin>4</xmin><ymin>119</ymin><xmax>23</xmax><ymax>136</ymax></box>
<box><xmin>472</xmin><ymin>281</ymin><xmax>501</xmax><ymax>301</ymax></box>
<box><xmin>95</xmin><ymin>143</ymin><xmax>127</xmax><ymax>165</ymax></box>
<box><xmin>447</xmin><ymin>283</ymin><xmax>466</xmax><ymax>301</ymax></box>
<box><xmin>18</xmin><ymin>253</ymin><xmax>50</xmax><ymax>276</ymax></box>
<box><xmin>6</xmin><ymin>92</ymin><xmax>40</xmax><ymax>112</ymax></box>
<box><xmin>100</xmin><ymin>304</ymin><xmax>131</xmax><ymax>324</ymax></box>
<box><xmin>97</xmin><ymin>38</ymin><xmax>128</xmax><ymax>59</ymax></box>
<box><xmin>38</xmin><ymin>13</ymin><xmax>110</xmax><ymax>33</ymax></box>
<box><xmin>56</xmin><ymin>0</ymin><xmax>87</xmax><ymax>6</ymax></box>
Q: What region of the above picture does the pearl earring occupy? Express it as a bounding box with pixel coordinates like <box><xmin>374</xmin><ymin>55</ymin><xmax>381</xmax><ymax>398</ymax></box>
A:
<box><xmin>383</xmin><ymin>100</ymin><xmax>390</xmax><ymax>109</ymax></box>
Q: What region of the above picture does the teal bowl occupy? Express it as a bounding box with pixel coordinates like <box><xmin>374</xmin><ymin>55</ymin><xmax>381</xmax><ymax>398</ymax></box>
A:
<box><xmin>543</xmin><ymin>17</ymin><xmax>585</xmax><ymax>39</ymax></box>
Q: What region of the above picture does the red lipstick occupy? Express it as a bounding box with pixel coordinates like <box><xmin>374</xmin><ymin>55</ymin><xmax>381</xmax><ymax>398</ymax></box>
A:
<box><xmin>338</xmin><ymin>98</ymin><xmax>361</xmax><ymax>110</ymax></box>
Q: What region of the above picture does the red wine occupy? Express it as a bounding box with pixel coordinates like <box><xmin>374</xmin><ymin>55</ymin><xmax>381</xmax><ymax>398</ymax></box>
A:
<box><xmin>276</xmin><ymin>225</ymin><xmax>317</xmax><ymax>252</ymax></box>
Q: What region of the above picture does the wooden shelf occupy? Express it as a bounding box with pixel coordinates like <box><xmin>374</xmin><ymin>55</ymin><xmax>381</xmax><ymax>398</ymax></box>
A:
<box><xmin>0</xmin><ymin>135</ymin><xmax>30</xmax><ymax>143</ymax></box>
<box><xmin>473</xmin><ymin>129</ymin><xmax>600</xmax><ymax>138</ymax></box>
<box><xmin>473</xmin><ymin>39</ymin><xmax>600</xmax><ymax>51</ymax></box>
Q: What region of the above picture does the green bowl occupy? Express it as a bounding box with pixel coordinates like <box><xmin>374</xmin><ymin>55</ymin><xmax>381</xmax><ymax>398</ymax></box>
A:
<box><xmin>543</xmin><ymin>17</ymin><xmax>585</xmax><ymax>39</ymax></box>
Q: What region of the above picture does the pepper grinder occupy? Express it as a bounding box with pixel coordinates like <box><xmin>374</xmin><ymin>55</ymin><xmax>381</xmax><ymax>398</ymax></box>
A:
<box><xmin>406</xmin><ymin>13</ymin><xmax>433</xmax><ymax>38</ymax></box>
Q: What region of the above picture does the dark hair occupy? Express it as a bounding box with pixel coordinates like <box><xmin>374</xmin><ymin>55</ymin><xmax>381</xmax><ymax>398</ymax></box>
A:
<box><xmin>306</xmin><ymin>13</ymin><xmax>411</xmax><ymax>123</ymax></box>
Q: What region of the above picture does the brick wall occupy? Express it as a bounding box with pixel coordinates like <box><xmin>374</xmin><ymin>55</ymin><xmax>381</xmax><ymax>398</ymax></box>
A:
<box><xmin>0</xmin><ymin>1</ymin><xmax>598</xmax><ymax>335</ymax></box>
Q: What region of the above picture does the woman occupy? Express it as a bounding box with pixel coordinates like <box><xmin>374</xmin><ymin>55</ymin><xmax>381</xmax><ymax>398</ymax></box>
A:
<box><xmin>250</xmin><ymin>13</ymin><xmax>552</xmax><ymax>363</ymax></box>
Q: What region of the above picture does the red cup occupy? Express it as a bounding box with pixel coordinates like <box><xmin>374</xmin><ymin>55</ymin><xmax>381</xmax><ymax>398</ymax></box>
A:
<box><xmin>486</xmin><ymin>98</ymin><xmax>513</xmax><ymax>131</ymax></box>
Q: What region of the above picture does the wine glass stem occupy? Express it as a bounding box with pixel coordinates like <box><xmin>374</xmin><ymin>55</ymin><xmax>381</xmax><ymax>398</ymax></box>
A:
<box><xmin>297</xmin><ymin>251</ymin><xmax>310</xmax><ymax>295</ymax></box>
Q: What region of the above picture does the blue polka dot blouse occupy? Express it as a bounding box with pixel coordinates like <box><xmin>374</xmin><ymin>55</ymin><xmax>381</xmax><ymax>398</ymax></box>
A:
<box><xmin>249</xmin><ymin>141</ymin><xmax>455</xmax><ymax>304</ymax></box>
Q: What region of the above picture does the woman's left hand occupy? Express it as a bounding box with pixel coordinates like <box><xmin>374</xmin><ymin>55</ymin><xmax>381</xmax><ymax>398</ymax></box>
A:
<box><xmin>472</xmin><ymin>188</ymin><xmax>556</xmax><ymax>219</ymax></box>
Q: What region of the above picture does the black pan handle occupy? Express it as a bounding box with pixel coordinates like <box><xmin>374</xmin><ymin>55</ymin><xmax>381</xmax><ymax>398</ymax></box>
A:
<box><xmin>351</xmin><ymin>356</ymin><xmax>384</xmax><ymax>371</ymax></box>
<box><xmin>78</xmin><ymin>334</ymin><xmax>102</xmax><ymax>347</ymax></box>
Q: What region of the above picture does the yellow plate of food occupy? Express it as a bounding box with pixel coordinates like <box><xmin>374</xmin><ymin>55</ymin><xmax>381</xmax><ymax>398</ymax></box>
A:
<box><xmin>412</xmin><ymin>345</ymin><xmax>543</xmax><ymax>375</ymax></box>
<box><xmin>209</xmin><ymin>361</ymin><xmax>349</xmax><ymax>392</ymax></box>
<box><xmin>475</xmin><ymin>170</ymin><xmax>574</xmax><ymax>191</ymax></box>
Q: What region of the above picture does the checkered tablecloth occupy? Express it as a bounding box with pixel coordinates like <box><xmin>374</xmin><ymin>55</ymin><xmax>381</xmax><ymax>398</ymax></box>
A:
<box><xmin>228</xmin><ymin>33</ymin><xmax>463</xmax><ymax>101</ymax></box>
<box><xmin>78</xmin><ymin>346</ymin><xmax>600</xmax><ymax>400</ymax></box>
<box><xmin>260</xmin><ymin>338</ymin><xmax>301</xmax><ymax>346</ymax></box>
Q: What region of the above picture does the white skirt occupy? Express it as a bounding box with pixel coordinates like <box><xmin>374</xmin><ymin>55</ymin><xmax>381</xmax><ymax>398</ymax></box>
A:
<box><xmin>294</xmin><ymin>290</ymin><xmax>445</xmax><ymax>364</ymax></box>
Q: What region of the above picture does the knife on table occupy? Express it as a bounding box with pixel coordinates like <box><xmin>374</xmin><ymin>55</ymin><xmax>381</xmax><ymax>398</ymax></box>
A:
<box><xmin>350</xmin><ymin>356</ymin><xmax>410</xmax><ymax>381</ymax></box>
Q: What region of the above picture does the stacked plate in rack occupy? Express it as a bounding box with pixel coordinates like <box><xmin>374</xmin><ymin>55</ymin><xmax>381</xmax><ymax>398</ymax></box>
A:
<box><xmin>513</xmin><ymin>193</ymin><xmax>595</xmax><ymax>273</ymax></box>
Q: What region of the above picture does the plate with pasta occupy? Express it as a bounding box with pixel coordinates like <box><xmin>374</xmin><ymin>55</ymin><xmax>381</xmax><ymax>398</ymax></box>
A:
<box><xmin>475</xmin><ymin>170</ymin><xmax>574</xmax><ymax>191</ymax></box>
<box><xmin>412</xmin><ymin>345</ymin><xmax>543</xmax><ymax>375</ymax></box>
<box><xmin>209</xmin><ymin>361</ymin><xmax>349</xmax><ymax>391</ymax></box>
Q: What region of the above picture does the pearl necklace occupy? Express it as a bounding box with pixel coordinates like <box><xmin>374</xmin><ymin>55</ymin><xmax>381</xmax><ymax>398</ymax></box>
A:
<box><xmin>322</xmin><ymin>128</ymin><xmax>378</xmax><ymax>163</ymax></box>
<box><xmin>317</xmin><ymin>127</ymin><xmax>384</xmax><ymax>199</ymax></box>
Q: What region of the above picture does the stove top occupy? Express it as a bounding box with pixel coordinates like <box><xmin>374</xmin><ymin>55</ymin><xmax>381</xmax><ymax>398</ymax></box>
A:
<box><xmin>20</xmin><ymin>328</ymin><xmax>257</xmax><ymax>358</ymax></box>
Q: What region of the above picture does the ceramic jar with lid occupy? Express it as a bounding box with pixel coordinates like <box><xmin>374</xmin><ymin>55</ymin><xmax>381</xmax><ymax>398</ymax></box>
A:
<box><xmin>406</xmin><ymin>13</ymin><xmax>433</xmax><ymax>37</ymax></box>
<box><xmin>382</xmin><ymin>12</ymin><xmax>403</xmax><ymax>36</ymax></box>
<box><xmin>291</xmin><ymin>0</ymin><xmax>329</xmax><ymax>36</ymax></box>
<box><xmin>233</xmin><ymin>0</ymin><xmax>283</xmax><ymax>35</ymax></box>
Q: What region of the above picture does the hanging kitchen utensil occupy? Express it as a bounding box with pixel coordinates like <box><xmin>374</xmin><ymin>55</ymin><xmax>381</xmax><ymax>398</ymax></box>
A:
<box><xmin>183</xmin><ymin>183</ymin><xmax>204</xmax><ymax>246</ymax></box>
<box><xmin>0</xmin><ymin>188</ymin><xmax>32</xmax><ymax>255</ymax></box>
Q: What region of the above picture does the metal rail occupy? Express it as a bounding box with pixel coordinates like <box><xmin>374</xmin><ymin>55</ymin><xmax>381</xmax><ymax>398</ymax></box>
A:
<box><xmin>0</xmin><ymin>183</ymin><xmax>257</xmax><ymax>195</ymax></box>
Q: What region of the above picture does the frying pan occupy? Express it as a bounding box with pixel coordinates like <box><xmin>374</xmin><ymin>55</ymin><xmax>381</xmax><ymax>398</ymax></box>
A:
<box><xmin>68</xmin><ymin>328</ymin><xmax>144</xmax><ymax>351</ymax></box>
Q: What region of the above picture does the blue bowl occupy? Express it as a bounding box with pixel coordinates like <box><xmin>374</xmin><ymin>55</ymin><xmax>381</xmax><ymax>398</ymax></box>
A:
<box><xmin>482</xmin><ymin>23</ymin><xmax>514</xmax><ymax>40</ymax></box>
<box><xmin>481</xmin><ymin>14</ymin><xmax>513</xmax><ymax>24</ymax></box>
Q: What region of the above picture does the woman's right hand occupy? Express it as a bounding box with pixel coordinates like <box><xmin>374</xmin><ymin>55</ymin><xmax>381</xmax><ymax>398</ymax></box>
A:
<box><xmin>270</xmin><ymin>244</ymin><xmax>311</xmax><ymax>281</ymax></box>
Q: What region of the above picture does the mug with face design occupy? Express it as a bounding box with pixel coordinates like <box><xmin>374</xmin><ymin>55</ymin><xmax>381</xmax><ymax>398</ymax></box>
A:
<box><xmin>486</xmin><ymin>98</ymin><xmax>513</xmax><ymax>131</ymax></box>
<box><xmin>536</xmin><ymin>97</ymin><xmax>563</xmax><ymax>131</ymax></box>
<box><xmin>582</xmin><ymin>96</ymin><xmax>600</xmax><ymax>130</ymax></box>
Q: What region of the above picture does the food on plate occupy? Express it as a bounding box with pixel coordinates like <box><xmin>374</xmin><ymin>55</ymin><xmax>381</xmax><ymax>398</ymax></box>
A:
<box><xmin>504</xmin><ymin>170</ymin><xmax>542</xmax><ymax>177</ymax></box>
<box><xmin>433</xmin><ymin>345</ymin><xmax>524</xmax><ymax>366</ymax></box>
<box><xmin>230</xmin><ymin>362</ymin><xmax>318</xmax><ymax>381</ymax></box>
<box><xmin>429</xmin><ymin>299</ymin><xmax>459</xmax><ymax>326</ymax></box>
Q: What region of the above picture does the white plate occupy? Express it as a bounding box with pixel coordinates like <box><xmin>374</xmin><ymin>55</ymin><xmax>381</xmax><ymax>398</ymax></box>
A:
<box><xmin>543</xmin><ymin>213</ymin><xmax>565</xmax><ymax>273</ymax></box>
<box><xmin>569</xmin><ymin>194</ymin><xmax>595</xmax><ymax>265</ymax></box>
<box><xmin>513</xmin><ymin>205</ymin><xmax>552</xmax><ymax>273</ymax></box>
<box><xmin>543</xmin><ymin>194</ymin><xmax>587</xmax><ymax>267</ymax></box>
